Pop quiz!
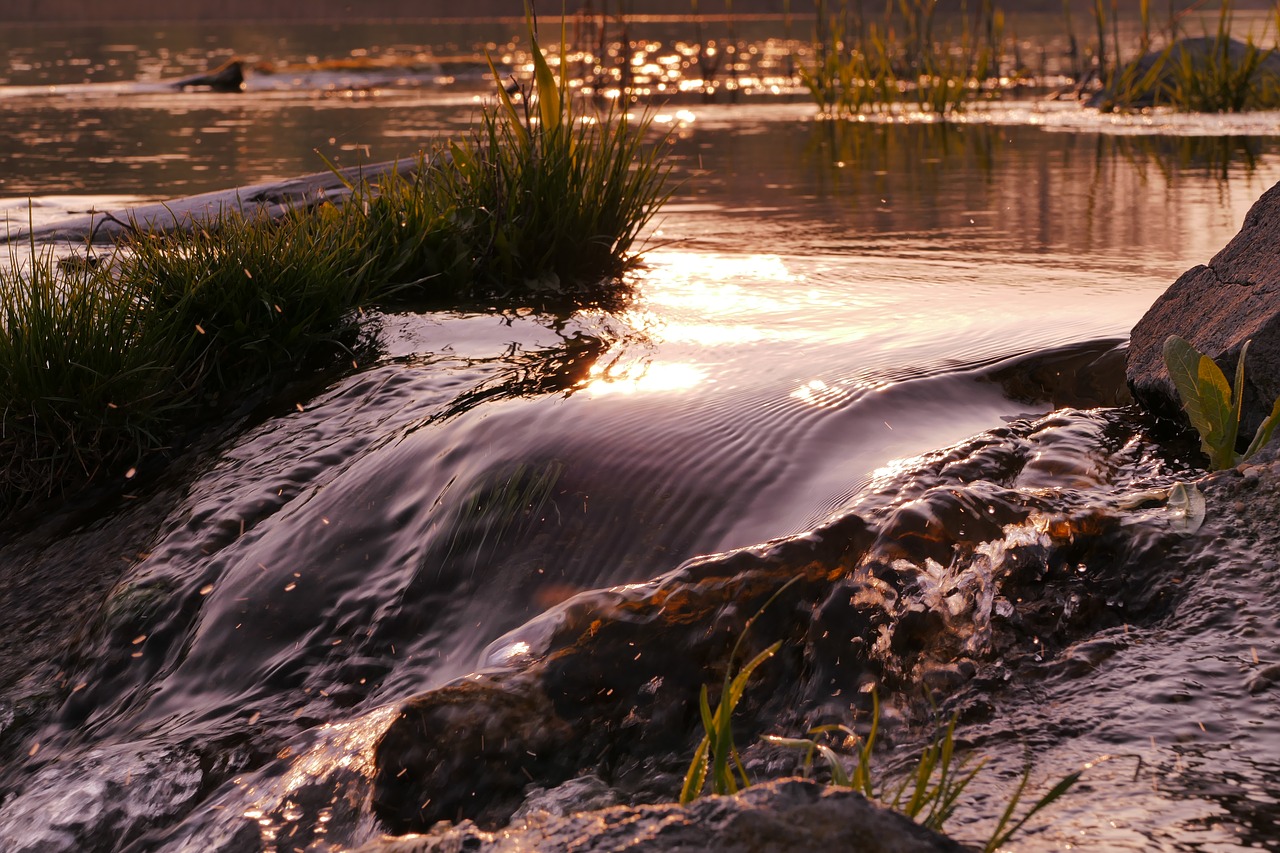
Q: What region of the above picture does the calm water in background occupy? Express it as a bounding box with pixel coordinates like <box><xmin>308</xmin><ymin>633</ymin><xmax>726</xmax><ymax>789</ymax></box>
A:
<box><xmin>2</xmin><ymin>18</ymin><xmax>1280</xmax><ymax>852</ymax></box>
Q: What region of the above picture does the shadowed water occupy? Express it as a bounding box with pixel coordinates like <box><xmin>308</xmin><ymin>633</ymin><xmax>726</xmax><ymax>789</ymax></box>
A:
<box><xmin>2</xmin><ymin>20</ymin><xmax>1280</xmax><ymax>853</ymax></box>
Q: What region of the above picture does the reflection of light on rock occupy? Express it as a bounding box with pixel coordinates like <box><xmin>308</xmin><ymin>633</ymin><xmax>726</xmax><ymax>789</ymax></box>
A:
<box><xmin>584</xmin><ymin>361</ymin><xmax>706</xmax><ymax>396</ymax></box>
<box><xmin>231</xmin><ymin>703</ymin><xmax>400</xmax><ymax>846</ymax></box>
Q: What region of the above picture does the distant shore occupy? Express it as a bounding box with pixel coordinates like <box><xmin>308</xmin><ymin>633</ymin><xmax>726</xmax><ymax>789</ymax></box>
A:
<box><xmin>2</xmin><ymin>0</ymin><xmax>1260</xmax><ymax>25</ymax></box>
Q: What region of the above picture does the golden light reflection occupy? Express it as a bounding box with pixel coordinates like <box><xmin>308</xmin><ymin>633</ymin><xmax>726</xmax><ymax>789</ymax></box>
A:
<box><xmin>625</xmin><ymin>251</ymin><xmax>880</xmax><ymax>348</ymax></box>
<box><xmin>650</xmin><ymin>320</ymin><xmax>766</xmax><ymax>346</ymax></box>
<box><xmin>232</xmin><ymin>703</ymin><xmax>401</xmax><ymax>846</ymax></box>
<box><xmin>647</xmin><ymin>251</ymin><xmax>799</xmax><ymax>286</ymax></box>
<box><xmin>257</xmin><ymin>704</ymin><xmax>399</xmax><ymax>808</ymax></box>
<box><xmin>582</xmin><ymin>360</ymin><xmax>706</xmax><ymax>396</ymax></box>
<box><xmin>792</xmin><ymin>378</ymin><xmax>845</xmax><ymax>409</ymax></box>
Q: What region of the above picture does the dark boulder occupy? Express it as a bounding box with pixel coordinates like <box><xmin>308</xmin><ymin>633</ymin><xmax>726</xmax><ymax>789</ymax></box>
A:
<box><xmin>1127</xmin><ymin>180</ymin><xmax>1280</xmax><ymax>438</ymax></box>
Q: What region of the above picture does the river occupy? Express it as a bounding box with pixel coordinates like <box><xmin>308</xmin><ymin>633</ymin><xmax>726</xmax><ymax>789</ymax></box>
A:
<box><xmin>1</xmin><ymin>17</ymin><xmax>1279</xmax><ymax>852</ymax></box>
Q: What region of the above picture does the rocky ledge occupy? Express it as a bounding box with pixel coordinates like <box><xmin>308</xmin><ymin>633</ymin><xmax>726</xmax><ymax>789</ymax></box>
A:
<box><xmin>356</xmin><ymin>778</ymin><xmax>965</xmax><ymax>853</ymax></box>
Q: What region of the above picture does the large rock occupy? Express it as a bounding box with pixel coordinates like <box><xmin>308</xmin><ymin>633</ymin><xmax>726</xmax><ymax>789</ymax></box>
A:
<box><xmin>358</xmin><ymin>778</ymin><xmax>967</xmax><ymax>853</ymax></box>
<box><xmin>1127</xmin><ymin>180</ymin><xmax>1280</xmax><ymax>438</ymax></box>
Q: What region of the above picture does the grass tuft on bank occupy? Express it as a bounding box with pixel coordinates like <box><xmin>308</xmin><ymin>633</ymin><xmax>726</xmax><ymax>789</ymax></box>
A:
<box><xmin>0</xmin><ymin>24</ymin><xmax>671</xmax><ymax>517</ymax></box>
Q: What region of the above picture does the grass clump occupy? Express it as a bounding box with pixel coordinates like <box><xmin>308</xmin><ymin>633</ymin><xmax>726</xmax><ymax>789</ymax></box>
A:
<box><xmin>680</xmin><ymin>576</ymin><xmax>798</xmax><ymax>803</ymax></box>
<box><xmin>766</xmin><ymin>696</ymin><xmax>1080</xmax><ymax>852</ymax></box>
<box><xmin>0</xmin><ymin>18</ymin><xmax>671</xmax><ymax>517</ymax></box>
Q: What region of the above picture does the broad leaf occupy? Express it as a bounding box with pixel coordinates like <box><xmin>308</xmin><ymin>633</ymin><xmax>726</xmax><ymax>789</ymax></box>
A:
<box><xmin>1232</xmin><ymin>340</ymin><xmax>1251</xmax><ymax>439</ymax></box>
<box><xmin>1193</xmin><ymin>349</ymin><xmax>1237</xmax><ymax>466</ymax></box>
<box><xmin>1163</xmin><ymin>335</ymin><xmax>1237</xmax><ymax>468</ymax></box>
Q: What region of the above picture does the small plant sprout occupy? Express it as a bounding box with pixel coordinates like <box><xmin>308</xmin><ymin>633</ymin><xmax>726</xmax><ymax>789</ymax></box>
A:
<box><xmin>1162</xmin><ymin>335</ymin><xmax>1280</xmax><ymax>470</ymax></box>
<box><xmin>766</xmin><ymin>694</ymin><xmax>1080</xmax><ymax>850</ymax></box>
<box><xmin>680</xmin><ymin>576</ymin><xmax>799</xmax><ymax>804</ymax></box>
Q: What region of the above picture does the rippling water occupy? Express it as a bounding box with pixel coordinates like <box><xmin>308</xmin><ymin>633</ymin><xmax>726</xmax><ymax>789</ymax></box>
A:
<box><xmin>2</xmin><ymin>19</ymin><xmax>1280</xmax><ymax>853</ymax></box>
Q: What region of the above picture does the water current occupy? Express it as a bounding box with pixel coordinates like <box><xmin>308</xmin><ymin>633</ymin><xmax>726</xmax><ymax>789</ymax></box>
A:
<box><xmin>1</xmin><ymin>17</ymin><xmax>1279</xmax><ymax>852</ymax></box>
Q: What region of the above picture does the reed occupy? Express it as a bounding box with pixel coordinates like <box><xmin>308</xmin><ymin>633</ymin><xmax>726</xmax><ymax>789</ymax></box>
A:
<box><xmin>1094</xmin><ymin>0</ymin><xmax>1280</xmax><ymax>112</ymax></box>
<box><xmin>0</xmin><ymin>18</ymin><xmax>671</xmax><ymax>516</ymax></box>
<box><xmin>679</xmin><ymin>593</ymin><xmax>1079</xmax><ymax>847</ymax></box>
<box><xmin>797</xmin><ymin>0</ymin><xmax>1016</xmax><ymax>119</ymax></box>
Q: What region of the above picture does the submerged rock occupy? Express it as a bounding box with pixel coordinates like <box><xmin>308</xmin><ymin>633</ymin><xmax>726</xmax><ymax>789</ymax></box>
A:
<box><xmin>371</xmin><ymin>409</ymin><xmax>1196</xmax><ymax>835</ymax></box>
<box><xmin>359</xmin><ymin>778</ymin><xmax>965</xmax><ymax>853</ymax></box>
<box><xmin>1128</xmin><ymin>179</ymin><xmax>1280</xmax><ymax>437</ymax></box>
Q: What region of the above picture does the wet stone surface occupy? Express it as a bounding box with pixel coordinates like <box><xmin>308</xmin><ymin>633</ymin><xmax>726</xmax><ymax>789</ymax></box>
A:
<box><xmin>370</xmin><ymin>407</ymin><xmax>1200</xmax><ymax>833</ymax></box>
<box><xmin>359</xmin><ymin>777</ymin><xmax>966</xmax><ymax>853</ymax></box>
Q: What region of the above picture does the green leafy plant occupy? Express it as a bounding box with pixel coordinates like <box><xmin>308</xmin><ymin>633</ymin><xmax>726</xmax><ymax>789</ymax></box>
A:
<box><xmin>679</xmin><ymin>639</ymin><xmax>782</xmax><ymax>802</ymax></box>
<box><xmin>767</xmin><ymin>694</ymin><xmax>1080</xmax><ymax>851</ymax></box>
<box><xmin>1162</xmin><ymin>335</ymin><xmax>1280</xmax><ymax>470</ymax></box>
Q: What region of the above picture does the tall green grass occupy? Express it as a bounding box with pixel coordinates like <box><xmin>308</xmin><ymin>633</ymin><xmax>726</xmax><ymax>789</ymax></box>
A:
<box><xmin>0</xmin><ymin>21</ymin><xmax>671</xmax><ymax>516</ymax></box>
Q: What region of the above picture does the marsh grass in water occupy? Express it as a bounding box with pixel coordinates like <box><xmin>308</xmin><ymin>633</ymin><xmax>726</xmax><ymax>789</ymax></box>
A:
<box><xmin>1095</xmin><ymin>0</ymin><xmax>1280</xmax><ymax>112</ymax></box>
<box><xmin>797</xmin><ymin>0</ymin><xmax>1015</xmax><ymax>118</ymax></box>
<box><xmin>0</xmin><ymin>19</ymin><xmax>671</xmax><ymax>515</ymax></box>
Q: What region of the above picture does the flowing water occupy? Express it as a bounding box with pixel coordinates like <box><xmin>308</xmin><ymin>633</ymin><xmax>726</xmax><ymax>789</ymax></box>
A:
<box><xmin>1</xmin><ymin>17</ymin><xmax>1280</xmax><ymax>853</ymax></box>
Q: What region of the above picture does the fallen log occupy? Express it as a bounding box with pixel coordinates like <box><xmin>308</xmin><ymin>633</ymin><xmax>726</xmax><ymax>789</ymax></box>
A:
<box><xmin>6</xmin><ymin>159</ymin><xmax>420</xmax><ymax>246</ymax></box>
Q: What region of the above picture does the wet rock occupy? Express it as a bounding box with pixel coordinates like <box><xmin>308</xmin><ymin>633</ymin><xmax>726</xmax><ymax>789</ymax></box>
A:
<box><xmin>1128</xmin><ymin>180</ymin><xmax>1280</xmax><ymax>437</ymax></box>
<box><xmin>511</xmin><ymin>775</ymin><xmax>625</xmax><ymax>821</ymax></box>
<box><xmin>359</xmin><ymin>778</ymin><xmax>967</xmax><ymax>853</ymax></box>
<box><xmin>372</xmin><ymin>409</ymin><xmax>1196</xmax><ymax>835</ymax></box>
<box><xmin>373</xmin><ymin>678</ymin><xmax>578</xmax><ymax>832</ymax></box>
<box><xmin>172</xmin><ymin>59</ymin><xmax>245</xmax><ymax>93</ymax></box>
<box><xmin>0</xmin><ymin>744</ymin><xmax>203</xmax><ymax>853</ymax></box>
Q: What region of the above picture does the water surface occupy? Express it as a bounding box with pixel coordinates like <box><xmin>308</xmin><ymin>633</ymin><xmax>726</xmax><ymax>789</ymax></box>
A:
<box><xmin>1</xmin><ymin>21</ymin><xmax>1280</xmax><ymax>852</ymax></box>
